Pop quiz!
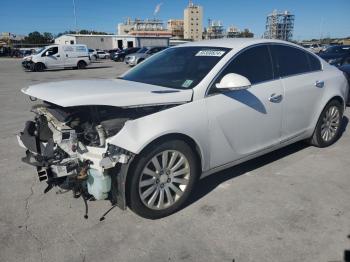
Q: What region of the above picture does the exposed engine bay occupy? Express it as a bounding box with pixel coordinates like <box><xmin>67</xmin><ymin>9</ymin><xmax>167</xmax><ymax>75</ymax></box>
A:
<box><xmin>18</xmin><ymin>101</ymin><xmax>174</xmax><ymax>219</ymax></box>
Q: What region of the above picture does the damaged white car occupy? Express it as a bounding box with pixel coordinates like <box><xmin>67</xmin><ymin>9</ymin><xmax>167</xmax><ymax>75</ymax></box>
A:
<box><xmin>18</xmin><ymin>39</ymin><xmax>349</xmax><ymax>219</ymax></box>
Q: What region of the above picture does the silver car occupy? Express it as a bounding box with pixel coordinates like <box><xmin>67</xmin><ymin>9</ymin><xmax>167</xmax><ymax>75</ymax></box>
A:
<box><xmin>18</xmin><ymin>39</ymin><xmax>348</xmax><ymax>219</ymax></box>
<box><xmin>125</xmin><ymin>46</ymin><xmax>167</xmax><ymax>66</ymax></box>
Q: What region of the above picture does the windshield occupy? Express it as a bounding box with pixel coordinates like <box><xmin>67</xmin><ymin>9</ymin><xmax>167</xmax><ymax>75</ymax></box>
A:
<box><xmin>34</xmin><ymin>47</ymin><xmax>46</xmax><ymax>55</ymax></box>
<box><xmin>121</xmin><ymin>46</ymin><xmax>230</xmax><ymax>89</ymax></box>
<box><xmin>137</xmin><ymin>47</ymin><xmax>149</xmax><ymax>53</ymax></box>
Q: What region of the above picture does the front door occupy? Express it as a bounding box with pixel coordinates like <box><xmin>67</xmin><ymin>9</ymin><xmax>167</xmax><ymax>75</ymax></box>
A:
<box><xmin>206</xmin><ymin>44</ymin><xmax>283</xmax><ymax>168</ymax></box>
<box><xmin>42</xmin><ymin>46</ymin><xmax>63</xmax><ymax>68</ymax></box>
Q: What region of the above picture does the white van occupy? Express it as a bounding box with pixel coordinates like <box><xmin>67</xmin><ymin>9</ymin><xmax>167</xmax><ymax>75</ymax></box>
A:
<box><xmin>22</xmin><ymin>44</ymin><xmax>91</xmax><ymax>71</ymax></box>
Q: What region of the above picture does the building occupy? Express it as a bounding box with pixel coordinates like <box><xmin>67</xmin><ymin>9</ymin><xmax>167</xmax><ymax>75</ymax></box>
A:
<box><xmin>206</xmin><ymin>20</ymin><xmax>225</xmax><ymax>39</ymax></box>
<box><xmin>226</xmin><ymin>26</ymin><xmax>241</xmax><ymax>38</ymax></box>
<box><xmin>167</xmin><ymin>19</ymin><xmax>184</xmax><ymax>39</ymax></box>
<box><xmin>264</xmin><ymin>10</ymin><xmax>295</xmax><ymax>41</ymax></box>
<box><xmin>55</xmin><ymin>34</ymin><xmax>170</xmax><ymax>50</ymax></box>
<box><xmin>117</xmin><ymin>18</ymin><xmax>172</xmax><ymax>37</ymax></box>
<box><xmin>184</xmin><ymin>1</ymin><xmax>203</xmax><ymax>41</ymax></box>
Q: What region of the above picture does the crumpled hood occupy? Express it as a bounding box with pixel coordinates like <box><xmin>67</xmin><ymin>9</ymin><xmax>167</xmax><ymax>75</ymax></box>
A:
<box><xmin>22</xmin><ymin>79</ymin><xmax>193</xmax><ymax>107</ymax></box>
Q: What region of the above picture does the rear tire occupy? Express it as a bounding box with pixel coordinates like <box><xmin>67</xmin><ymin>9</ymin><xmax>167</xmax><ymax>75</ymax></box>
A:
<box><xmin>128</xmin><ymin>139</ymin><xmax>199</xmax><ymax>219</ymax></box>
<box><xmin>77</xmin><ymin>60</ymin><xmax>86</xmax><ymax>69</ymax></box>
<box><xmin>309</xmin><ymin>100</ymin><xmax>343</xmax><ymax>147</ymax></box>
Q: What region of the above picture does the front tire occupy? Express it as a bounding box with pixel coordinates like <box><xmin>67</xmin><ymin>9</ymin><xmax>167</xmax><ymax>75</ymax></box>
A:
<box><xmin>309</xmin><ymin>100</ymin><xmax>343</xmax><ymax>147</ymax></box>
<box><xmin>128</xmin><ymin>140</ymin><xmax>199</xmax><ymax>219</ymax></box>
<box><xmin>34</xmin><ymin>62</ymin><xmax>45</xmax><ymax>72</ymax></box>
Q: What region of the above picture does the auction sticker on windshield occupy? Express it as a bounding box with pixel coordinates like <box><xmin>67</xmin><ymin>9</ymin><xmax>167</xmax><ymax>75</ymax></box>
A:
<box><xmin>195</xmin><ymin>50</ymin><xmax>226</xmax><ymax>57</ymax></box>
<box><xmin>182</xmin><ymin>80</ymin><xmax>193</xmax><ymax>88</ymax></box>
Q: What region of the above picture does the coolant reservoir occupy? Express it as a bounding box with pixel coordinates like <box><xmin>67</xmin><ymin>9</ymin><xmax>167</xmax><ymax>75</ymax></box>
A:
<box><xmin>87</xmin><ymin>169</ymin><xmax>111</xmax><ymax>200</ymax></box>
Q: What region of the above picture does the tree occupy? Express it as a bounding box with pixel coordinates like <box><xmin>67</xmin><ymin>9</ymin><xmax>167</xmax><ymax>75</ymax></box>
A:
<box><xmin>43</xmin><ymin>32</ymin><xmax>54</xmax><ymax>43</ymax></box>
<box><xmin>24</xmin><ymin>31</ymin><xmax>54</xmax><ymax>44</ymax></box>
<box><xmin>239</xmin><ymin>29</ymin><xmax>254</xmax><ymax>38</ymax></box>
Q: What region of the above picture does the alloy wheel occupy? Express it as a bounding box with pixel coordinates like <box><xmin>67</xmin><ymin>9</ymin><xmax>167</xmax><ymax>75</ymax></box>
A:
<box><xmin>138</xmin><ymin>150</ymin><xmax>191</xmax><ymax>210</ymax></box>
<box><xmin>320</xmin><ymin>106</ymin><xmax>340</xmax><ymax>142</ymax></box>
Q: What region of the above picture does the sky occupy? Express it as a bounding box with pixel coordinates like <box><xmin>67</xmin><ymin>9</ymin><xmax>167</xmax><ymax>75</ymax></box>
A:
<box><xmin>1</xmin><ymin>0</ymin><xmax>349</xmax><ymax>40</ymax></box>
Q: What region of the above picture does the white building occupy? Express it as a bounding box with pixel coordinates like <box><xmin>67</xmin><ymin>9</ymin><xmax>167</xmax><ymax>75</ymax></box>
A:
<box><xmin>55</xmin><ymin>34</ymin><xmax>170</xmax><ymax>50</ymax></box>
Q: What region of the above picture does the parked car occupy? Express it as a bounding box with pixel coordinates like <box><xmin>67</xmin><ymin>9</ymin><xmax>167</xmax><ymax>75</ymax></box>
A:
<box><xmin>302</xmin><ymin>43</ymin><xmax>323</xmax><ymax>53</ymax></box>
<box><xmin>125</xmin><ymin>46</ymin><xmax>167</xmax><ymax>66</ymax></box>
<box><xmin>112</xmin><ymin>47</ymin><xmax>141</xmax><ymax>62</ymax></box>
<box><xmin>22</xmin><ymin>44</ymin><xmax>91</xmax><ymax>71</ymax></box>
<box><xmin>339</xmin><ymin>64</ymin><xmax>350</xmax><ymax>105</ymax></box>
<box><xmin>318</xmin><ymin>45</ymin><xmax>350</xmax><ymax>66</ymax></box>
<box><xmin>88</xmin><ymin>49</ymin><xmax>97</xmax><ymax>61</ymax></box>
<box><xmin>96</xmin><ymin>50</ymin><xmax>110</xmax><ymax>59</ymax></box>
<box><xmin>18</xmin><ymin>39</ymin><xmax>348</xmax><ymax>219</ymax></box>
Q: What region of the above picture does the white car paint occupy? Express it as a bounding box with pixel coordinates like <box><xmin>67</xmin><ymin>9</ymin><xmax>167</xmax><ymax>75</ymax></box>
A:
<box><xmin>22</xmin><ymin>79</ymin><xmax>193</xmax><ymax>108</ymax></box>
<box><xmin>21</xmin><ymin>38</ymin><xmax>349</xmax><ymax>176</ymax></box>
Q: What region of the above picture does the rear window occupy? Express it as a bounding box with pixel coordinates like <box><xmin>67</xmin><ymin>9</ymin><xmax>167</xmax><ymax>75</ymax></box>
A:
<box><xmin>271</xmin><ymin>45</ymin><xmax>311</xmax><ymax>77</ymax></box>
<box><xmin>306</xmin><ymin>53</ymin><xmax>322</xmax><ymax>71</ymax></box>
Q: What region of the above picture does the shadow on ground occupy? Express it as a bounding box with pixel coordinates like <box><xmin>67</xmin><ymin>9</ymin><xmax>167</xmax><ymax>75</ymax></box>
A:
<box><xmin>186</xmin><ymin>116</ymin><xmax>348</xmax><ymax>208</ymax></box>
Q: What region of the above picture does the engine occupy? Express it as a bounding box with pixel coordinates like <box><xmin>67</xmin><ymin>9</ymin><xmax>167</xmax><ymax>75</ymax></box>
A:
<box><xmin>18</xmin><ymin>101</ymin><xmax>172</xmax><ymax>217</ymax></box>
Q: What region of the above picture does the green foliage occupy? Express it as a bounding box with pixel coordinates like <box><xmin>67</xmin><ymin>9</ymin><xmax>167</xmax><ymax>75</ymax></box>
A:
<box><xmin>238</xmin><ymin>29</ymin><xmax>254</xmax><ymax>38</ymax></box>
<box><xmin>24</xmin><ymin>31</ymin><xmax>54</xmax><ymax>44</ymax></box>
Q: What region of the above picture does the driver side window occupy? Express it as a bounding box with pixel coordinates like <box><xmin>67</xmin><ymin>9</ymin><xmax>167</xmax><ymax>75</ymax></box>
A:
<box><xmin>42</xmin><ymin>47</ymin><xmax>58</xmax><ymax>57</ymax></box>
<box><xmin>210</xmin><ymin>45</ymin><xmax>274</xmax><ymax>94</ymax></box>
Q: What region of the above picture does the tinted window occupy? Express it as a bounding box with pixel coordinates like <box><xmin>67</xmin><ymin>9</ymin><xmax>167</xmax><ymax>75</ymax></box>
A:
<box><xmin>306</xmin><ymin>53</ymin><xmax>322</xmax><ymax>71</ymax></box>
<box><xmin>271</xmin><ymin>45</ymin><xmax>309</xmax><ymax>77</ymax></box>
<box><xmin>42</xmin><ymin>47</ymin><xmax>58</xmax><ymax>57</ymax></box>
<box><xmin>218</xmin><ymin>45</ymin><xmax>274</xmax><ymax>85</ymax></box>
<box><xmin>121</xmin><ymin>47</ymin><xmax>229</xmax><ymax>89</ymax></box>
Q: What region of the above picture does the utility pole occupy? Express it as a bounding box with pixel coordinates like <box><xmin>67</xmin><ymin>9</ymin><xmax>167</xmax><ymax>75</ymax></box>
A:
<box><xmin>72</xmin><ymin>0</ymin><xmax>78</xmax><ymax>34</ymax></box>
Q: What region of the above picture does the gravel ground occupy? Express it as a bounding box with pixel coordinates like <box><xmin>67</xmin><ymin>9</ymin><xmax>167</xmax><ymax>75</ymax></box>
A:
<box><xmin>0</xmin><ymin>58</ymin><xmax>349</xmax><ymax>262</ymax></box>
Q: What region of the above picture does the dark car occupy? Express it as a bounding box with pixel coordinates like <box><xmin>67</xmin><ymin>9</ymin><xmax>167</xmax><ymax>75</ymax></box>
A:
<box><xmin>339</xmin><ymin>64</ymin><xmax>350</xmax><ymax>105</ymax></box>
<box><xmin>318</xmin><ymin>45</ymin><xmax>350</xmax><ymax>66</ymax></box>
<box><xmin>112</xmin><ymin>47</ymin><xmax>141</xmax><ymax>62</ymax></box>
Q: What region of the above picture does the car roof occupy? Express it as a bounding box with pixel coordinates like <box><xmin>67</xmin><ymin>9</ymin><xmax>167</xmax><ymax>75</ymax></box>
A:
<box><xmin>178</xmin><ymin>38</ymin><xmax>301</xmax><ymax>50</ymax></box>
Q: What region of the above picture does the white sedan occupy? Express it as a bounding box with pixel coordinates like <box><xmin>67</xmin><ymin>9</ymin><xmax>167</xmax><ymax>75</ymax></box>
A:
<box><xmin>18</xmin><ymin>39</ymin><xmax>348</xmax><ymax>219</ymax></box>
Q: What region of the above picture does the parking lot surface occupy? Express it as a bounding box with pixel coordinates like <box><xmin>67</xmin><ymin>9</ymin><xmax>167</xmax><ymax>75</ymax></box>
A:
<box><xmin>0</xmin><ymin>58</ymin><xmax>349</xmax><ymax>262</ymax></box>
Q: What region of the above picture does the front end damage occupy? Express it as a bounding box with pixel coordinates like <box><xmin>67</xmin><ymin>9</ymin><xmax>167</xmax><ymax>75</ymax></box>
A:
<box><xmin>17</xmin><ymin>102</ymin><xmax>171</xmax><ymax>218</ymax></box>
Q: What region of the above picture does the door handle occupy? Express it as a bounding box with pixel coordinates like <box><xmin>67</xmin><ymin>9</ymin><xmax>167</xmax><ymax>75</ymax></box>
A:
<box><xmin>56</xmin><ymin>55</ymin><xmax>60</xmax><ymax>58</ymax></box>
<box><xmin>269</xmin><ymin>93</ymin><xmax>283</xmax><ymax>103</ymax></box>
<box><xmin>315</xmin><ymin>80</ymin><xmax>324</xmax><ymax>88</ymax></box>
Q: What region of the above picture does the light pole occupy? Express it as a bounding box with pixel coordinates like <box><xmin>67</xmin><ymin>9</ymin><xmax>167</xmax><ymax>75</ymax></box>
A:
<box><xmin>72</xmin><ymin>0</ymin><xmax>78</xmax><ymax>34</ymax></box>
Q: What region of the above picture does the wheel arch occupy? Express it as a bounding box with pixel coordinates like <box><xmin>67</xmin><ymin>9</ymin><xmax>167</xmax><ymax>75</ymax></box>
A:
<box><xmin>329</xmin><ymin>95</ymin><xmax>345</xmax><ymax>110</ymax></box>
<box><xmin>77</xmin><ymin>60</ymin><xmax>87</xmax><ymax>66</ymax></box>
<box><xmin>309</xmin><ymin>95</ymin><xmax>345</xmax><ymax>137</ymax></box>
<box><xmin>124</xmin><ymin>132</ymin><xmax>203</xmax><ymax>208</ymax></box>
<box><xmin>129</xmin><ymin>132</ymin><xmax>204</xmax><ymax>174</ymax></box>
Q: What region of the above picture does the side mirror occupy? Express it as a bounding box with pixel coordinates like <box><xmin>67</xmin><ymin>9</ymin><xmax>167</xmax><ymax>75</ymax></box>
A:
<box><xmin>215</xmin><ymin>73</ymin><xmax>251</xmax><ymax>90</ymax></box>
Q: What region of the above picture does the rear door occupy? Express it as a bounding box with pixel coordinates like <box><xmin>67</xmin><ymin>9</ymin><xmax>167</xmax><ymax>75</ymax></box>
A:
<box><xmin>270</xmin><ymin>44</ymin><xmax>323</xmax><ymax>141</ymax></box>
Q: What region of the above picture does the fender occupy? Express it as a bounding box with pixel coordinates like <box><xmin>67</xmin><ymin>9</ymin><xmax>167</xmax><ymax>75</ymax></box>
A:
<box><xmin>107</xmin><ymin>98</ymin><xmax>211</xmax><ymax>172</ymax></box>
